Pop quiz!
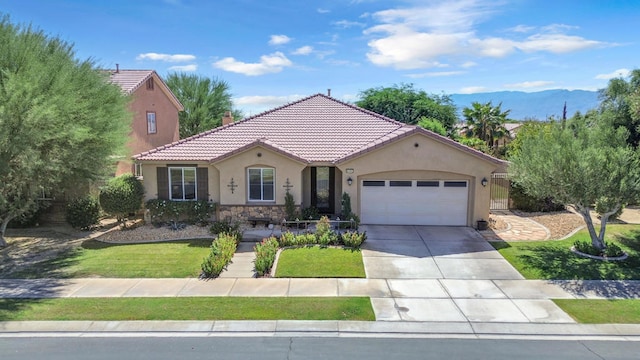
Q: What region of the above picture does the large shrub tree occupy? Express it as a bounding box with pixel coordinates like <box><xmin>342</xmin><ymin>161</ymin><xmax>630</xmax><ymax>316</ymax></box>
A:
<box><xmin>356</xmin><ymin>83</ymin><xmax>457</xmax><ymax>135</ymax></box>
<box><xmin>165</xmin><ymin>73</ymin><xmax>242</xmax><ymax>138</ymax></box>
<box><xmin>509</xmin><ymin>114</ymin><xmax>640</xmax><ymax>251</ymax></box>
<box><xmin>0</xmin><ymin>16</ymin><xmax>131</xmax><ymax>246</ymax></box>
<box><xmin>599</xmin><ymin>69</ymin><xmax>640</xmax><ymax>148</ymax></box>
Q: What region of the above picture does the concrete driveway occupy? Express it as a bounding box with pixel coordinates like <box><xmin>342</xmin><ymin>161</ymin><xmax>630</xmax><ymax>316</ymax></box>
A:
<box><xmin>359</xmin><ymin>225</ymin><xmax>574</xmax><ymax>323</ymax></box>
<box><xmin>361</xmin><ymin>225</ymin><xmax>523</xmax><ymax>280</ymax></box>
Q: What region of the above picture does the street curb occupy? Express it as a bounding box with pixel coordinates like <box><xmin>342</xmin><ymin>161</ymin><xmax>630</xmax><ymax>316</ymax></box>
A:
<box><xmin>2</xmin><ymin>320</ymin><xmax>640</xmax><ymax>340</ymax></box>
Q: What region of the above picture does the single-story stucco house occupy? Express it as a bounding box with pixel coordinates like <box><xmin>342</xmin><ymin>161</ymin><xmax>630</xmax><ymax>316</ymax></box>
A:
<box><xmin>133</xmin><ymin>94</ymin><xmax>506</xmax><ymax>227</ymax></box>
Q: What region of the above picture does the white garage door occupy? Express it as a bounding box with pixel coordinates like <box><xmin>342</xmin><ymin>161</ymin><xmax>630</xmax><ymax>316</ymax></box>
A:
<box><xmin>360</xmin><ymin>180</ymin><xmax>468</xmax><ymax>226</ymax></box>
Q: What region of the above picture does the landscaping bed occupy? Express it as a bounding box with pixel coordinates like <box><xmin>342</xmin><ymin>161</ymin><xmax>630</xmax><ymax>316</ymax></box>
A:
<box><xmin>512</xmin><ymin>210</ymin><xmax>585</xmax><ymax>239</ymax></box>
<box><xmin>492</xmin><ymin>224</ymin><xmax>640</xmax><ymax>280</ymax></box>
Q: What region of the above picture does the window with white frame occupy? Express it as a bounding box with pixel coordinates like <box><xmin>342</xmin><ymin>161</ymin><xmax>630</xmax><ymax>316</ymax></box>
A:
<box><xmin>169</xmin><ymin>167</ymin><xmax>196</xmax><ymax>200</ymax></box>
<box><xmin>147</xmin><ymin>112</ymin><xmax>157</xmax><ymax>134</ymax></box>
<box><xmin>134</xmin><ymin>163</ymin><xmax>143</xmax><ymax>178</ymax></box>
<box><xmin>248</xmin><ymin>168</ymin><xmax>274</xmax><ymax>201</ymax></box>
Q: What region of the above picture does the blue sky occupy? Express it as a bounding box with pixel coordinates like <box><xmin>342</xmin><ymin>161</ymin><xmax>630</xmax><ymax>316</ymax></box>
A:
<box><xmin>1</xmin><ymin>0</ymin><xmax>638</xmax><ymax>115</ymax></box>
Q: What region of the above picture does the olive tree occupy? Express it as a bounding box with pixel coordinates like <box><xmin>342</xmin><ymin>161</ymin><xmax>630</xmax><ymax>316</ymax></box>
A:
<box><xmin>509</xmin><ymin>114</ymin><xmax>640</xmax><ymax>251</ymax></box>
<box><xmin>0</xmin><ymin>16</ymin><xmax>131</xmax><ymax>246</ymax></box>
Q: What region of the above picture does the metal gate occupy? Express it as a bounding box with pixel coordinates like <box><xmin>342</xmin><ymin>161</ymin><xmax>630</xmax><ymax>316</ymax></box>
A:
<box><xmin>490</xmin><ymin>173</ymin><xmax>510</xmax><ymax>210</ymax></box>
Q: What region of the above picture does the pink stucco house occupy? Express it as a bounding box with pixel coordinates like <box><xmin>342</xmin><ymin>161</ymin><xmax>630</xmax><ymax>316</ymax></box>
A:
<box><xmin>109</xmin><ymin>68</ymin><xmax>183</xmax><ymax>176</ymax></box>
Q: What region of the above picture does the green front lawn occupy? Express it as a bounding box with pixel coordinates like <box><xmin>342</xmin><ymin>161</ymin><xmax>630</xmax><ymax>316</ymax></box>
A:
<box><xmin>14</xmin><ymin>239</ymin><xmax>212</xmax><ymax>278</ymax></box>
<box><xmin>491</xmin><ymin>224</ymin><xmax>640</xmax><ymax>280</ymax></box>
<box><xmin>0</xmin><ymin>297</ymin><xmax>375</xmax><ymax>321</ymax></box>
<box><xmin>553</xmin><ymin>299</ymin><xmax>640</xmax><ymax>323</ymax></box>
<box><xmin>275</xmin><ymin>246</ymin><xmax>366</xmax><ymax>278</ymax></box>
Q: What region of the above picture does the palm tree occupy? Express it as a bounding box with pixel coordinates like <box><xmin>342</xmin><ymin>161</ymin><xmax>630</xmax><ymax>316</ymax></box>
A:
<box><xmin>165</xmin><ymin>73</ymin><xmax>242</xmax><ymax>138</ymax></box>
<box><xmin>462</xmin><ymin>101</ymin><xmax>510</xmax><ymax>148</ymax></box>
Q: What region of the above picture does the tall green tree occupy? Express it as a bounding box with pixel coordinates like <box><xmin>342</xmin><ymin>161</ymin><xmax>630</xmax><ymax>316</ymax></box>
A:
<box><xmin>0</xmin><ymin>16</ymin><xmax>131</xmax><ymax>246</ymax></box>
<box><xmin>509</xmin><ymin>114</ymin><xmax>640</xmax><ymax>251</ymax></box>
<box><xmin>356</xmin><ymin>83</ymin><xmax>458</xmax><ymax>134</ymax></box>
<box><xmin>599</xmin><ymin>69</ymin><xmax>640</xmax><ymax>148</ymax></box>
<box><xmin>462</xmin><ymin>101</ymin><xmax>510</xmax><ymax>148</ymax></box>
<box><xmin>165</xmin><ymin>73</ymin><xmax>242</xmax><ymax>138</ymax></box>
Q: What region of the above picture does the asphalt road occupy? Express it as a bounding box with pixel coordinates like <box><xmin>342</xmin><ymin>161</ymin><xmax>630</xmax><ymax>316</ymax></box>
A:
<box><xmin>2</xmin><ymin>337</ymin><xmax>639</xmax><ymax>360</ymax></box>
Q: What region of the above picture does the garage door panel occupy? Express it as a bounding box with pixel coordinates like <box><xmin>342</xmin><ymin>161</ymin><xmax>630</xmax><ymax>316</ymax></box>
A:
<box><xmin>361</xmin><ymin>180</ymin><xmax>468</xmax><ymax>226</ymax></box>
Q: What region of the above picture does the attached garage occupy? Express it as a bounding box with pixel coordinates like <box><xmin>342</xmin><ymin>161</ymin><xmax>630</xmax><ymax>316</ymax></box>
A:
<box><xmin>360</xmin><ymin>180</ymin><xmax>469</xmax><ymax>226</ymax></box>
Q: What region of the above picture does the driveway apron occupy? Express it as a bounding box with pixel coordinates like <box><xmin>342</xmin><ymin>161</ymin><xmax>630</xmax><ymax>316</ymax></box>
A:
<box><xmin>359</xmin><ymin>225</ymin><xmax>574</xmax><ymax>323</ymax></box>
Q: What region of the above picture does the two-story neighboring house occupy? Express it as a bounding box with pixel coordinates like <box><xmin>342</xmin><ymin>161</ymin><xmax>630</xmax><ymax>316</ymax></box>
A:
<box><xmin>109</xmin><ymin>68</ymin><xmax>183</xmax><ymax>176</ymax></box>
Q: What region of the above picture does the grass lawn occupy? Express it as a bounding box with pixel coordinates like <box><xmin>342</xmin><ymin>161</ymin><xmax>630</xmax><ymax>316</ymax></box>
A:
<box><xmin>553</xmin><ymin>299</ymin><xmax>640</xmax><ymax>323</ymax></box>
<box><xmin>275</xmin><ymin>246</ymin><xmax>366</xmax><ymax>278</ymax></box>
<box><xmin>0</xmin><ymin>297</ymin><xmax>375</xmax><ymax>321</ymax></box>
<box><xmin>13</xmin><ymin>239</ymin><xmax>212</xmax><ymax>278</ymax></box>
<box><xmin>491</xmin><ymin>224</ymin><xmax>640</xmax><ymax>280</ymax></box>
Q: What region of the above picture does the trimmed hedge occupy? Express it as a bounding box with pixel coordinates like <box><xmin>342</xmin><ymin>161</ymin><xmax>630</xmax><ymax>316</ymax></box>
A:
<box><xmin>254</xmin><ymin>237</ymin><xmax>279</xmax><ymax>277</ymax></box>
<box><xmin>201</xmin><ymin>232</ymin><xmax>239</xmax><ymax>278</ymax></box>
<box><xmin>146</xmin><ymin>199</ymin><xmax>215</xmax><ymax>226</ymax></box>
<box><xmin>65</xmin><ymin>196</ymin><xmax>100</xmax><ymax>230</ymax></box>
<box><xmin>99</xmin><ymin>174</ymin><xmax>144</xmax><ymax>224</ymax></box>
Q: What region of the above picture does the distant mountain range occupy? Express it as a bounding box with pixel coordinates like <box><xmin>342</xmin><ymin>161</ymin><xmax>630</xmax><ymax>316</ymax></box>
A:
<box><xmin>450</xmin><ymin>89</ymin><xmax>600</xmax><ymax>121</ymax></box>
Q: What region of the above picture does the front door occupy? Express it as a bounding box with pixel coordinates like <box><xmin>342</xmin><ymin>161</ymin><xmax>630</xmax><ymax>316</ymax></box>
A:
<box><xmin>311</xmin><ymin>167</ymin><xmax>335</xmax><ymax>214</ymax></box>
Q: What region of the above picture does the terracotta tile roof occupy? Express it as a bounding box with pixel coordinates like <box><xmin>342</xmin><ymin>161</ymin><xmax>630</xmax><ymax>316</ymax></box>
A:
<box><xmin>108</xmin><ymin>69</ymin><xmax>184</xmax><ymax>111</ymax></box>
<box><xmin>134</xmin><ymin>94</ymin><xmax>503</xmax><ymax>165</ymax></box>
<box><xmin>108</xmin><ymin>70</ymin><xmax>154</xmax><ymax>94</ymax></box>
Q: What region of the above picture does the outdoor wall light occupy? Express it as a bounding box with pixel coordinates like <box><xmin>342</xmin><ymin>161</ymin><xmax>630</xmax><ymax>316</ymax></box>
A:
<box><xmin>481</xmin><ymin>177</ymin><xmax>488</xmax><ymax>187</ymax></box>
<box><xmin>347</xmin><ymin>177</ymin><xmax>353</xmax><ymax>186</ymax></box>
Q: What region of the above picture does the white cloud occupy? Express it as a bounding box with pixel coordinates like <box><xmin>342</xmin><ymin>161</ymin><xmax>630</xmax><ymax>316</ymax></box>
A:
<box><xmin>213</xmin><ymin>52</ymin><xmax>293</xmax><ymax>76</ymax></box>
<box><xmin>405</xmin><ymin>71</ymin><xmax>464</xmax><ymax>78</ymax></box>
<box><xmin>461</xmin><ymin>61</ymin><xmax>477</xmax><ymax>68</ymax></box>
<box><xmin>332</xmin><ymin>20</ymin><xmax>366</xmax><ymax>28</ymax></box>
<box><xmin>364</xmin><ymin>1</ymin><xmax>608</xmax><ymax>69</ymax></box>
<box><xmin>317</xmin><ymin>8</ymin><xmax>330</xmax><ymax>14</ymax></box>
<box><xmin>517</xmin><ymin>33</ymin><xmax>602</xmax><ymax>53</ymax></box>
<box><xmin>460</xmin><ymin>86</ymin><xmax>489</xmax><ymax>94</ymax></box>
<box><xmin>595</xmin><ymin>68</ymin><xmax>631</xmax><ymax>80</ymax></box>
<box><xmin>269</xmin><ymin>35</ymin><xmax>292</xmax><ymax>45</ymax></box>
<box><xmin>508</xmin><ymin>24</ymin><xmax>535</xmax><ymax>33</ymax></box>
<box><xmin>292</xmin><ymin>46</ymin><xmax>314</xmax><ymax>55</ymax></box>
<box><xmin>136</xmin><ymin>53</ymin><xmax>196</xmax><ymax>62</ymax></box>
<box><xmin>167</xmin><ymin>64</ymin><xmax>198</xmax><ymax>72</ymax></box>
<box><xmin>504</xmin><ymin>80</ymin><xmax>555</xmax><ymax>89</ymax></box>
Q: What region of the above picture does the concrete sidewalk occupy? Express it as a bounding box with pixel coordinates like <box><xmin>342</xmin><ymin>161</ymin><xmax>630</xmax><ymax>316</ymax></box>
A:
<box><xmin>2</xmin><ymin>278</ymin><xmax>639</xmax><ymax>322</ymax></box>
<box><xmin>2</xmin><ymin>277</ymin><xmax>640</xmax><ymax>339</ymax></box>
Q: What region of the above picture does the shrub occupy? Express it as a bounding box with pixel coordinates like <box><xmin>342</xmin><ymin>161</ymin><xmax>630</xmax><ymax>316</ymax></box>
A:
<box><xmin>254</xmin><ymin>236</ymin><xmax>279</xmax><ymax>277</ymax></box>
<box><xmin>300</xmin><ymin>206</ymin><xmax>320</xmax><ymax>220</ymax></box>
<box><xmin>201</xmin><ymin>232</ymin><xmax>239</xmax><ymax>278</ymax></box>
<box><xmin>341</xmin><ymin>192</ymin><xmax>352</xmax><ymax>218</ymax></box>
<box><xmin>573</xmin><ymin>240</ymin><xmax>625</xmax><ymax>258</ymax></box>
<box><xmin>65</xmin><ymin>196</ymin><xmax>100</xmax><ymax>230</ymax></box>
<box><xmin>341</xmin><ymin>231</ymin><xmax>367</xmax><ymax>249</ymax></box>
<box><xmin>284</xmin><ymin>192</ymin><xmax>298</xmax><ymax>220</ymax></box>
<box><xmin>210</xmin><ymin>220</ymin><xmax>240</xmax><ymax>235</ymax></box>
<box><xmin>279</xmin><ymin>231</ymin><xmax>297</xmax><ymax>247</ymax></box>
<box><xmin>595</xmin><ymin>200</ymin><xmax>625</xmax><ymax>221</ymax></box>
<box><xmin>510</xmin><ymin>182</ymin><xmax>564</xmax><ymax>212</ymax></box>
<box><xmin>99</xmin><ymin>174</ymin><xmax>144</xmax><ymax>225</ymax></box>
<box><xmin>146</xmin><ymin>199</ymin><xmax>215</xmax><ymax>226</ymax></box>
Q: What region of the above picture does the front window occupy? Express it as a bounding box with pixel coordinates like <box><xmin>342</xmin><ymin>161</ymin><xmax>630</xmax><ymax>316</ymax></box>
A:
<box><xmin>147</xmin><ymin>112</ymin><xmax>157</xmax><ymax>134</ymax></box>
<box><xmin>169</xmin><ymin>167</ymin><xmax>196</xmax><ymax>200</ymax></box>
<box><xmin>248</xmin><ymin>168</ymin><xmax>274</xmax><ymax>201</ymax></box>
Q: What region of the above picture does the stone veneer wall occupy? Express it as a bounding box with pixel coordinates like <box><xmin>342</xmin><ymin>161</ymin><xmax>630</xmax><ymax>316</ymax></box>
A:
<box><xmin>217</xmin><ymin>205</ymin><xmax>301</xmax><ymax>224</ymax></box>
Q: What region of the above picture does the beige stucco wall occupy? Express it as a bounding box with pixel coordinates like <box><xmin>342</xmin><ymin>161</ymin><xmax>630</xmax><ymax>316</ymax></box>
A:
<box><xmin>117</xmin><ymin>73</ymin><xmax>181</xmax><ymax>175</ymax></box>
<box><xmin>337</xmin><ymin>133</ymin><xmax>498</xmax><ymax>226</ymax></box>
<box><xmin>213</xmin><ymin>145</ymin><xmax>306</xmax><ymax>206</ymax></box>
